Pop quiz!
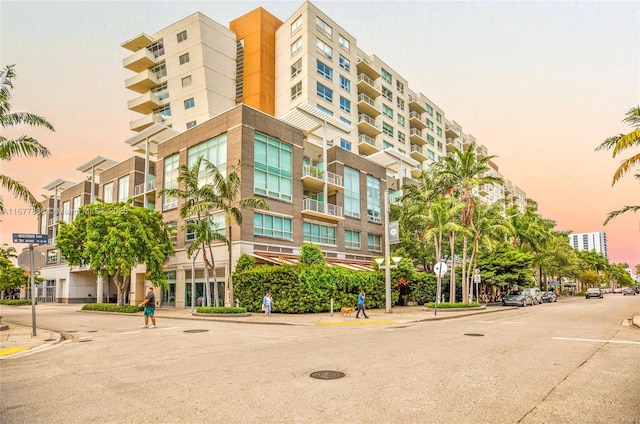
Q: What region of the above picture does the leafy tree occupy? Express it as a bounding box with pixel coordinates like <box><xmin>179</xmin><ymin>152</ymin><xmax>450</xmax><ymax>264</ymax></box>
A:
<box><xmin>235</xmin><ymin>253</ymin><xmax>255</xmax><ymax>273</ymax></box>
<box><xmin>536</xmin><ymin>235</ymin><xmax>580</xmax><ymax>288</ymax></box>
<box><xmin>0</xmin><ymin>257</ymin><xmax>25</xmax><ymax>294</ymax></box>
<box><xmin>299</xmin><ymin>243</ymin><xmax>326</xmax><ymax>265</ymax></box>
<box><xmin>477</xmin><ymin>242</ymin><xmax>535</xmax><ymax>289</ymax></box>
<box><xmin>578</xmin><ymin>270</ymin><xmax>600</xmax><ymax>288</ymax></box>
<box><xmin>0</xmin><ymin>64</ymin><xmax>53</xmax><ymax>212</ymax></box>
<box><xmin>0</xmin><ymin>243</ymin><xmax>17</xmax><ymax>260</ymax></box>
<box><xmin>57</xmin><ymin>202</ymin><xmax>173</xmax><ymax>306</ymax></box>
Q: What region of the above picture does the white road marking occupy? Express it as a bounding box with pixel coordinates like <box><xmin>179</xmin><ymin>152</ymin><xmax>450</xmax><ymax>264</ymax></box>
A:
<box><xmin>473</xmin><ymin>320</ymin><xmax>525</xmax><ymax>324</ymax></box>
<box><xmin>154</xmin><ymin>327</ymin><xmax>178</xmax><ymax>331</ymax></box>
<box><xmin>113</xmin><ymin>331</ymin><xmax>141</xmax><ymax>336</ymax></box>
<box><xmin>553</xmin><ymin>337</ymin><xmax>640</xmax><ymax>345</ymax></box>
<box><xmin>79</xmin><ymin>336</ymin><xmax>92</xmax><ymax>340</ymax></box>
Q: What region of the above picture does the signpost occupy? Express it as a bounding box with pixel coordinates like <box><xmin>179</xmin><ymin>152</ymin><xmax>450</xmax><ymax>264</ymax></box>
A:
<box><xmin>13</xmin><ymin>233</ymin><xmax>49</xmax><ymax>336</ymax></box>
<box><xmin>433</xmin><ymin>261</ymin><xmax>448</xmax><ymax>316</ymax></box>
<box><xmin>473</xmin><ymin>269</ymin><xmax>481</xmax><ymax>304</ymax></box>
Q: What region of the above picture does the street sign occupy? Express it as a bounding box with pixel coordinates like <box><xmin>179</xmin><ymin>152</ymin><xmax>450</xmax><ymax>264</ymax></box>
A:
<box><xmin>17</xmin><ymin>250</ymin><xmax>46</xmax><ymax>271</ymax></box>
<box><xmin>473</xmin><ymin>271</ymin><xmax>481</xmax><ymax>284</ymax></box>
<box><xmin>434</xmin><ymin>262</ymin><xmax>448</xmax><ymax>276</ymax></box>
<box><xmin>12</xmin><ymin>233</ymin><xmax>48</xmax><ymax>244</ymax></box>
<box><xmin>388</xmin><ymin>221</ymin><xmax>399</xmax><ymax>245</ymax></box>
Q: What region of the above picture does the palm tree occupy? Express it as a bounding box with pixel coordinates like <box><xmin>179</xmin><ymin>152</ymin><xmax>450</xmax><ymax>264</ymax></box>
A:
<box><xmin>0</xmin><ymin>243</ymin><xmax>17</xmax><ymax>260</ymax></box>
<box><xmin>596</xmin><ymin>106</ymin><xmax>640</xmax><ymax>224</ymax></box>
<box><xmin>0</xmin><ymin>64</ymin><xmax>53</xmax><ymax>212</ymax></box>
<box><xmin>431</xmin><ymin>142</ymin><xmax>503</xmax><ymax>302</ymax></box>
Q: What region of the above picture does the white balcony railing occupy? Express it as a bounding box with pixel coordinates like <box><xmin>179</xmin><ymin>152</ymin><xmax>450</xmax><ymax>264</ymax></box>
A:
<box><xmin>358</xmin><ymin>113</ymin><xmax>378</xmax><ymax>128</ymax></box>
<box><xmin>133</xmin><ymin>179</ymin><xmax>157</xmax><ymax>196</ymax></box>
<box><xmin>302</xmin><ymin>198</ymin><xmax>344</xmax><ymax>218</ymax></box>
<box><xmin>357</xmin><ymin>73</ymin><xmax>380</xmax><ymax>90</ymax></box>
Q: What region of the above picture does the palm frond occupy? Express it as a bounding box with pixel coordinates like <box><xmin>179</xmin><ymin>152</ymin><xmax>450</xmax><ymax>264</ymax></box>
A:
<box><xmin>0</xmin><ymin>174</ymin><xmax>39</xmax><ymax>210</ymax></box>
<box><xmin>1</xmin><ymin>112</ymin><xmax>55</xmax><ymax>131</ymax></box>
<box><xmin>611</xmin><ymin>129</ymin><xmax>640</xmax><ymax>158</ymax></box>
<box><xmin>595</xmin><ymin>134</ymin><xmax>623</xmax><ymax>152</ymax></box>
<box><xmin>0</xmin><ymin>135</ymin><xmax>51</xmax><ymax>160</ymax></box>
<box><xmin>611</xmin><ymin>153</ymin><xmax>640</xmax><ymax>185</ymax></box>
<box><xmin>603</xmin><ymin>205</ymin><xmax>640</xmax><ymax>225</ymax></box>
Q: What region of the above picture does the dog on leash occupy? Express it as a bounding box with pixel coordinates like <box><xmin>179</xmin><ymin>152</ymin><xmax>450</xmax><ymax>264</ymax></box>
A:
<box><xmin>340</xmin><ymin>306</ymin><xmax>355</xmax><ymax>316</ymax></box>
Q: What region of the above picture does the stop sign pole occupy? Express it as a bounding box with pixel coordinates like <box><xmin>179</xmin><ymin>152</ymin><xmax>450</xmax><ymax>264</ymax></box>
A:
<box><xmin>13</xmin><ymin>233</ymin><xmax>49</xmax><ymax>336</ymax></box>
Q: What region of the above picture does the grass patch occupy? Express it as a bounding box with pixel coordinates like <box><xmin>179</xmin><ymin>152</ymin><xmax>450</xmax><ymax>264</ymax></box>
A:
<box><xmin>0</xmin><ymin>299</ymin><xmax>33</xmax><ymax>306</ymax></box>
<box><xmin>196</xmin><ymin>306</ymin><xmax>248</xmax><ymax>314</ymax></box>
<box><xmin>425</xmin><ymin>301</ymin><xmax>482</xmax><ymax>309</ymax></box>
<box><xmin>82</xmin><ymin>303</ymin><xmax>143</xmax><ymax>313</ymax></box>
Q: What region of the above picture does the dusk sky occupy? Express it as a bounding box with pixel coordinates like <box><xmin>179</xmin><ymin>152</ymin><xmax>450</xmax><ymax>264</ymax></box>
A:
<box><xmin>1</xmin><ymin>1</ymin><xmax>638</xmax><ymax>267</ymax></box>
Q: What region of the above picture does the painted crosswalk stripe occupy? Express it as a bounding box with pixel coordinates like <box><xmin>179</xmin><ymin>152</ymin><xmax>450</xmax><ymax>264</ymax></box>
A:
<box><xmin>553</xmin><ymin>337</ymin><xmax>640</xmax><ymax>345</ymax></box>
<box><xmin>113</xmin><ymin>331</ymin><xmax>141</xmax><ymax>336</ymax></box>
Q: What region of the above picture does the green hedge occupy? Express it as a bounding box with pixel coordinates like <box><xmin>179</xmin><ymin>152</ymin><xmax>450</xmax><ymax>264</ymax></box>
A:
<box><xmin>196</xmin><ymin>307</ymin><xmax>247</xmax><ymax>314</ymax></box>
<box><xmin>0</xmin><ymin>299</ymin><xmax>32</xmax><ymax>305</ymax></box>
<box><xmin>425</xmin><ymin>301</ymin><xmax>481</xmax><ymax>309</ymax></box>
<box><xmin>82</xmin><ymin>303</ymin><xmax>143</xmax><ymax>313</ymax></box>
<box><xmin>233</xmin><ymin>264</ymin><xmax>395</xmax><ymax>313</ymax></box>
<box><xmin>407</xmin><ymin>273</ymin><xmax>438</xmax><ymax>304</ymax></box>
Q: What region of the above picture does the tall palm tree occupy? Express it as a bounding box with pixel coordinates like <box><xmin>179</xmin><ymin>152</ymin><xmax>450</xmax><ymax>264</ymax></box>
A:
<box><xmin>0</xmin><ymin>64</ymin><xmax>53</xmax><ymax>212</ymax></box>
<box><xmin>431</xmin><ymin>142</ymin><xmax>503</xmax><ymax>302</ymax></box>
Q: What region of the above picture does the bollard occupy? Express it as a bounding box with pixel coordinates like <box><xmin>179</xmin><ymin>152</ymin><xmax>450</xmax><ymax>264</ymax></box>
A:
<box><xmin>235</xmin><ymin>298</ymin><xmax>239</xmax><ymax>308</ymax></box>
<box><xmin>330</xmin><ymin>297</ymin><xmax>334</xmax><ymax>317</ymax></box>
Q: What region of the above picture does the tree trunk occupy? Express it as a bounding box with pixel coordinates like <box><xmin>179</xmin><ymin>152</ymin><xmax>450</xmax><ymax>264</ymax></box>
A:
<box><xmin>207</xmin><ymin>243</ymin><xmax>218</xmax><ymax>307</ymax></box>
<box><xmin>462</xmin><ymin>237</ymin><xmax>469</xmax><ymax>303</ymax></box>
<box><xmin>115</xmin><ymin>270</ymin><xmax>129</xmax><ymax>306</ymax></box>
<box><xmin>449</xmin><ymin>232</ymin><xmax>456</xmax><ymax>303</ymax></box>
<box><xmin>227</xmin><ymin>225</ymin><xmax>233</xmax><ymax>307</ymax></box>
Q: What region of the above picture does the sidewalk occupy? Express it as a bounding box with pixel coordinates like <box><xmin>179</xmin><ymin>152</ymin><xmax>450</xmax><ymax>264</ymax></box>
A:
<box><xmin>0</xmin><ymin>323</ymin><xmax>63</xmax><ymax>359</ymax></box>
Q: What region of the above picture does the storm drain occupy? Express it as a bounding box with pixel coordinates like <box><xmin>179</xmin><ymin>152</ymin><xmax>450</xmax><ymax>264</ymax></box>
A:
<box><xmin>310</xmin><ymin>370</ymin><xmax>345</xmax><ymax>380</ymax></box>
<box><xmin>183</xmin><ymin>329</ymin><xmax>209</xmax><ymax>333</ymax></box>
<box><xmin>464</xmin><ymin>333</ymin><xmax>485</xmax><ymax>337</ymax></box>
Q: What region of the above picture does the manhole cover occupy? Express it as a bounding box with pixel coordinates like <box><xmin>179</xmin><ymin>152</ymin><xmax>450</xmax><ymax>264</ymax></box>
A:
<box><xmin>183</xmin><ymin>329</ymin><xmax>209</xmax><ymax>333</ymax></box>
<box><xmin>464</xmin><ymin>333</ymin><xmax>485</xmax><ymax>337</ymax></box>
<box><xmin>310</xmin><ymin>370</ymin><xmax>345</xmax><ymax>380</ymax></box>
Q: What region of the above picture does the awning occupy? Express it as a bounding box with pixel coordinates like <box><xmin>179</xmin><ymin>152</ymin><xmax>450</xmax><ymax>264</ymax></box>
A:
<box><xmin>250</xmin><ymin>252</ymin><xmax>373</xmax><ymax>271</ymax></box>
<box><xmin>279</xmin><ymin>102</ymin><xmax>352</xmax><ymax>142</ymax></box>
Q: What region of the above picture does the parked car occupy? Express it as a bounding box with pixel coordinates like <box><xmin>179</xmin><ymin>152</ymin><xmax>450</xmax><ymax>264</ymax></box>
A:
<box><xmin>612</xmin><ymin>288</ymin><xmax>623</xmax><ymax>294</ymax></box>
<box><xmin>523</xmin><ymin>288</ymin><xmax>542</xmax><ymax>305</ymax></box>
<box><xmin>622</xmin><ymin>287</ymin><xmax>637</xmax><ymax>296</ymax></box>
<box><xmin>502</xmin><ymin>290</ymin><xmax>533</xmax><ymax>307</ymax></box>
<box><xmin>630</xmin><ymin>286</ymin><xmax>639</xmax><ymax>294</ymax></box>
<box><xmin>541</xmin><ymin>291</ymin><xmax>557</xmax><ymax>303</ymax></box>
<box><xmin>586</xmin><ymin>288</ymin><xmax>603</xmax><ymax>299</ymax></box>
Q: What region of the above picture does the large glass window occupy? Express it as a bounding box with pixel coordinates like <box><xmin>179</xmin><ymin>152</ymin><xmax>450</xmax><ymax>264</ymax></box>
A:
<box><xmin>316</xmin><ymin>104</ymin><xmax>333</xmax><ymax>116</ymax></box>
<box><xmin>148</xmin><ymin>39</ymin><xmax>164</xmax><ymax>58</ymax></box>
<box><xmin>366</xmin><ymin>175</ymin><xmax>381</xmax><ymax>223</ymax></box>
<box><xmin>102</xmin><ymin>182</ymin><xmax>113</xmax><ymax>203</ymax></box>
<box><xmin>62</xmin><ymin>200</ymin><xmax>71</xmax><ymax>223</ymax></box>
<box><xmin>163</xmin><ymin>154</ymin><xmax>179</xmax><ymax>210</ymax></box>
<box><xmin>152</xmin><ymin>82</ymin><xmax>169</xmax><ymax>101</ymax></box>
<box><xmin>187</xmin><ymin>134</ymin><xmax>227</xmax><ymax>187</ymax></box>
<box><xmin>303</xmin><ymin>222</ymin><xmax>336</xmax><ymax>245</ymax></box>
<box><xmin>316</xmin><ymin>17</ymin><xmax>332</xmax><ymax>38</ymax></box>
<box><xmin>316</xmin><ymin>38</ymin><xmax>332</xmax><ymax>59</ymax></box>
<box><xmin>339</xmin><ymin>96</ymin><xmax>351</xmax><ymax>113</ymax></box>
<box><xmin>339</xmin><ymin>75</ymin><xmax>350</xmax><ymax>92</ymax></box>
<box><xmin>382</xmin><ymin>104</ymin><xmax>393</xmax><ymax>119</ymax></box>
<box><xmin>184</xmin><ymin>98</ymin><xmax>195</xmax><ymax>109</ymax></box>
<box><xmin>150</xmin><ymin>61</ymin><xmax>166</xmax><ymax>78</ymax></box>
<box><xmin>345</xmin><ymin>230</ymin><xmax>360</xmax><ymax>249</ymax></box>
<box><xmin>338</xmin><ymin>35</ymin><xmax>350</xmax><ymax>50</ymax></box>
<box><xmin>316</xmin><ymin>59</ymin><xmax>333</xmax><ymax>80</ymax></box>
<box><xmin>339</xmin><ymin>55</ymin><xmax>350</xmax><ymax>72</ymax></box>
<box><xmin>179</xmin><ymin>53</ymin><xmax>190</xmax><ymax>65</ymax></box>
<box><xmin>72</xmin><ymin>196</ymin><xmax>81</xmax><ymax>221</ymax></box>
<box><xmin>291</xmin><ymin>82</ymin><xmax>302</xmax><ymax>100</ymax></box>
<box><xmin>291</xmin><ymin>16</ymin><xmax>302</xmax><ymax>35</ymax></box>
<box><xmin>368</xmin><ymin>234</ymin><xmax>382</xmax><ymax>251</ymax></box>
<box><xmin>397</xmin><ymin>114</ymin><xmax>405</xmax><ymax>126</ymax></box>
<box><xmin>254</xmin><ymin>133</ymin><xmax>292</xmax><ymax>201</ymax></box>
<box><xmin>291</xmin><ymin>37</ymin><xmax>302</xmax><ymax>56</ymax></box>
<box><xmin>291</xmin><ymin>59</ymin><xmax>302</xmax><ymax>78</ymax></box>
<box><xmin>382</xmin><ymin>122</ymin><xmax>393</xmax><ymax>137</ymax></box>
<box><xmin>177</xmin><ymin>31</ymin><xmax>187</xmax><ymax>43</ymax></box>
<box><xmin>340</xmin><ymin>138</ymin><xmax>352</xmax><ymax>151</ymax></box>
<box><xmin>117</xmin><ymin>176</ymin><xmax>129</xmax><ymax>202</ymax></box>
<box><xmin>254</xmin><ymin>213</ymin><xmax>292</xmax><ymax>240</ymax></box>
<box><xmin>382</xmin><ymin>86</ymin><xmax>393</xmax><ymax>102</ymax></box>
<box><xmin>436</xmin><ymin>112</ymin><xmax>442</xmax><ymax>122</ymax></box>
<box><xmin>154</xmin><ymin>104</ymin><xmax>171</xmax><ymax>119</ymax></box>
<box><xmin>344</xmin><ymin>167</ymin><xmax>360</xmax><ymax>218</ymax></box>
<box><xmin>316</xmin><ymin>82</ymin><xmax>333</xmax><ymax>103</ymax></box>
<box><xmin>381</xmin><ymin>68</ymin><xmax>392</xmax><ymax>83</ymax></box>
<box><xmin>186</xmin><ymin>214</ymin><xmax>224</xmax><ymax>242</ymax></box>
<box><xmin>425</xmin><ymin>104</ymin><xmax>434</xmax><ymax>115</ymax></box>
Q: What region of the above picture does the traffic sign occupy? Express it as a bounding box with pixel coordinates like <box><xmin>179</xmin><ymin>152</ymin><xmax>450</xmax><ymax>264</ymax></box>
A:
<box><xmin>434</xmin><ymin>262</ymin><xmax>448</xmax><ymax>276</ymax></box>
<box><xmin>12</xmin><ymin>233</ymin><xmax>48</xmax><ymax>244</ymax></box>
<box><xmin>17</xmin><ymin>250</ymin><xmax>46</xmax><ymax>271</ymax></box>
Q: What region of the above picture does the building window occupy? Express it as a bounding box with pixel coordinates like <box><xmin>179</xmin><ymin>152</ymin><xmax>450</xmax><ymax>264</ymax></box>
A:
<box><xmin>187</xmin><ymin>133</ymin><xmax>227</xmax><ymax>187</ymax></box>
<box><xmin>303</xmin><ymin>222</ymin><xmax>336</xmax><ymax>245</ymax></box>
<box><xmin>254</xmin><ymin>132</ymin><xmax>292</xmax><ymax>201</ymax></box>
<box><xmin>182</xmin><ymin>75</ymin><xmax>192</xmax><ymax>87</ymax></box>
<box><xmin>339</xmin><ymin>75</ymin><xmax>350</xmax><ymax>92</ymax></box>
<box><xmin>382</xmin><ymin>122</ymin><xmax>393</xmax><ymax>137</ymax></box>
<box><xmin>396</xmin><ymin>80</ymin><xmax>404</xmax><ymax>94</ymax></box>
<box><xmin>426</xmin><ymin>149</ymin><xmax>435</xmax><ymax>160</ymax></box>
<box><xmin>316</xmin><ymin>16</ymin><xmax>332</xmax><ymax>38</ymax></box>
<box><xmin>397</xmin><ymin>114</ymin><xmax>405</xmax><ymax>126</ymax></box>
<box><xmin>184</xmin><ymin>98</ymin><xmax>195</xmax><ymax>109</ymax></box>
<box><xmin>72</xmin><ymin>196</ymin><xmax>81</xmax><ymax>221</ymax></box>
<box><xmin>338</xmin><ymin>34</ymin><xmax>350</xmax><ymax>50</ymax></box>
<box><xmin>166</xmin><ymin>222</ymin><xmax>178</xmax><ymax>245</ymax></box>
<box><xmin>436</xmin><ymin>112</ymin><xmax>442</xmax><ymax>122</ymax></box>
<box><xmin>381</xmin><ymin>68</ymin><xmax>392</xmax><ymax>84</ymax></box>
<box><xmin>291</xmin><ymin>81</ymin><xmax>302</xmax><ymax>100</ymax></box>
<box><xmin>397</xmin><ymin>97</ymin><xmax>404</xmax><ymax>110</ymax></box>
<box><xmin>339</xmin><ymin>96</ymin><xmax>351</xmax><ymax>113</ymax></box>
<box><xmin>382</xmin><ymin>104</ymin><xmax>393</xmax><ymax>119</ymax></box>
<box><xmin>291</xmin><ymin>37</ymin><xmax>302</xmax><ymax>56</ymax></box>
<box><xmin>367</xmin><ymin>175</ymin><xmax>381</xmax><ymax>223</ymax></box>
<box><xmin>437</xmin><ymin>141</ymin><xmax>443</xmax><ymax>151</ymax></box>
<box><xmin>425</xmin><ymin>104</ymin><xmax>434</xmax><ymax>115</ymax></box>
<box><xmin>185</xmin><ymin>215</ymin><xmax>225</xmax><ymax>242</ymax></box>
<box><xmin>382</xmin><ymin>86</ymin><xmax>393</xmax><ymax>102</ymax></box>
<box><xmin>316</xmin><ymin>38</ymin><xmax>332</xmax><ymax>59</ymax></box>
<box><xmin>426</xmin><ymin>134</ymin><xmax>435</xmax><ymax>145</ymax></box>
<box><xmin>345</xmin><ymin>230</ymin><xmax>360</xmax><ymax>249</ymax></box>
<box><xmin>153</xmin><ymin>104</ymin><xmax>171</xmax><ymax>120</ymax></box>
<box><xmin>117</xmin><ymin>175</ymin><xmax>129</xmax><ymax>202</ymax></box>
<box><xmin>254</xmin><ymin>213</ymin><xmax>292</xmax><ymax>240</ymax></box>
<box><xmin>383</xmin><ymin>140</ymin><xmax>393</xmax><ymax>150</ymax></box>
<box><xmin>339</xmin><ymin>55</ymin><xmax>350</xmax><ymax>72</ymax></box>
<box><xmin>316</xmin><ymin>104</ymin><xmax>333</xmax><ymax>116</ymax></box>
<box><xmin>291</xmin><ymin>15</ymin><xmax>302</xmax><ymax>35</ymax></box>
<box><xmin>150</xmin><ymin>61</ymin><xmax>166</xmax><ymax>79</ymax></box>
<box><xmin>398</xmin><ymin>131</ymin><xmax>406</xmax><ymax>144</ymax></box>
<box><xmin>186</xmin><ymin>120</ymin><xmax>196</xmax><ymax>129</ymax></box>
<box><xmin>425</xmin><ymin>119</ymin><xmax>434</xmax><ymax>130</ymax></box>
<box><xmin>291</xmin><ymin>59</ymin><xmax>302</xmax><ymax>78</ymax></box>
<box><xmin>437</xmin><ymin>127</ymin><xmax>443</xmax><ymax>137</ymax></box>
<box><xmin>368</xmin><ymin>234</ymin><xmax>382</xmax><ymax>251</ymax></box>
<box><xmin>344</xmin><ymin>167</ymin><xmax>360</xmax><ymax>218</ymax></box>
<box><xmin>62</xmin><ymin>200</ymin><xmax>71</xmax><ymax>223</ymax></box>
<box><xmin>316</xmin><ymin>59</ymin><xmax>333</xmax><ymax>80</ymax></box>
<box><xmin>147</xmin><ymin>39</ymin><xmax>164</xmax><ymax>58</ymax></box>
<box><xmin>151</xmin><ymin>82</ymin><xmax>169</xmax><ymax>101</ymax></box>
<box><xmin>179</xmin><ymin>53</ymin><xmax>190</xmax><ymax>65</ymax></box>
<box><xmin>340</xmin><ymin>138</ymin><xmax>351</xmax><ymax>151</ymax></box>
<box><xmin>177</xmin><ymin>30</ymin><xmax>187</xmax><ymax>42</ymax></box>
<box><xmin>339</xmin><ymin>116</ymin><xmax>351</xmax><ymax>126</ymax></box>
<box><xmin>162</xmin><ymin>154</ymin><xmax>179</xmax><ymax>210</ymax></box>
<box><xmin>102</xmin><ymin>182</ymin><xmax>113</xmax><ymax>203</ymax></box>
<box><xmin>316</xmin><ymin>82</ymin><xmax>333</xmax><ymax>103</ymax></box>
<box><xmin>47</xmin><ymin>249</ymin><xmax>57</xmax><ymax>264</ymax></box>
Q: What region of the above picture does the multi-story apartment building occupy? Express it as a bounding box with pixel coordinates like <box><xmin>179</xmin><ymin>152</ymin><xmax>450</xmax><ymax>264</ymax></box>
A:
<box><xmin>29</xmin><ymin>1</ymin><xmax>530</xmax><ymax>306</ymax></box>
<box><xmin>569</xmin><ymin>232</ymin><xmax>609</xmax><ymax>259</ymax></box>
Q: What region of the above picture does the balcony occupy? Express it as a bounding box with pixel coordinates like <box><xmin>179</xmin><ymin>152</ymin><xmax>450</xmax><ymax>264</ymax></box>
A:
<box><xmin>476</xmin><ymin>144</ymin><xmax>488</xmax><ymax>159</ymax></box>
<box><xmin>409</xmin><ymin>128</ymin><xmax>427</xmax><ymax>147</ymax></box>
<box><xmin>301</xmin><ymin>198</ymin><xmax>344</xmax><ymax>221</ymax></box>
<box><xmin>357</xmin><ymin>73</ymin><xmax>381</xmax><ymax>99</ymax></box>
<box><xmin>357</xmin><ymin>93</ymin><xmax>381</xmax><ymax>118</ymax></box>
<box><xmin>411</xmin><ymin>164</ymin><xmax>423</xmax><ymax>179</ymax></box>
<box><xmin>129</xmin><ymin>114</ymin><xmax>154</xmax><ymax>132</ymax></box>
<box><xmin>127</xmin><ymin>92</ymin><xmax>160</xmax><ymax>114</ymax></box>
<box><xmin>133</xmin><ymin>178</ymin><xmax>157</xmax><ymax>197</ymax></box>
<box><xmin>445</xmin><ymin>122</ymin><xmax>462</xmax><ymax>138</ymax></box>
<box><xmin>409</xmin><ymin>111</ymin><xmax>426</xmax><ymax>130</ymax></box>
<box><xmin>302</xmin><ymin>165</ymin><xmax>343</xmax><ymax>193</ymax></box>
<box><xmin>125</xmin><ymin>69</ymin><xmax>159</xmax><ymax>94</ymax></box>
<box><xmin>123</xmin><ymin>48</ymin><xmax>156</xmax><ymax>73</ymax></box>
<box><xmin>357</xmin><ymin>113</ymin><xmax>382</xmax><ymax>137</ymax></box>
<box><xmin>408</xmin><ymin>95</ymin><xmax>426</xmax><ymax>114</ymax></box>
<box><xmin>358</xmin><ymin>133</ymin><xmax>381</xmax><ymax>156</ymax></box>
<box><xmin>410</xmin><ymin>144</ymin><xmax>428</xmax><ymax>162</ymax></box>
<box><xmin>446</xmin><ymin>137</ymin><xmax>463</xmax><ymax>153</ymax></box>
<box><xmin>356</xmin><ymin>55</ymin><xmax>380</xmax><ymax>80</ymax></box>
<box><xmin>478</xmin><ymin>184</ymin><xmax>489</xmax><ymax>196</ymax></box>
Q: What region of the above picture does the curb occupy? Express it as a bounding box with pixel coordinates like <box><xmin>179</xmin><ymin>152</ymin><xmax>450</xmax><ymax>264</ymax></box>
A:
<box><xmin>0</xmin><ymin>325</ymin><xmax>65</xmax><ymax>360</ymax></box>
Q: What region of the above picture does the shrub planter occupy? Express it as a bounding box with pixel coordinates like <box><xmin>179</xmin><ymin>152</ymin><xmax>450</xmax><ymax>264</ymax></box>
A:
<box><xmin>423</xmin><ymin>302</ymin><xmax>486</xmax><ymax>312</ymax></box>
<box><xmin>193</xmin><ymin>306</ymin><xmax>251</xmax><ymax>317</ymax></box>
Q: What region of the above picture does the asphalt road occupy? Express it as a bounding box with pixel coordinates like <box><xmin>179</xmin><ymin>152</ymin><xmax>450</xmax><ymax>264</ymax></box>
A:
<box><xmin>1</xmin><ymin>296</ymin><xmax>639</xmax><ymax>424</ymax></box>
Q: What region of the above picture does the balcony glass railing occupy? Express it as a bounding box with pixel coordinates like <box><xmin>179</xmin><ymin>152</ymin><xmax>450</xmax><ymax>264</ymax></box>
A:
<box><xmin>358</xmin><ymin>113</ymin><xmax>378</xmax><ymax>128</ymax></box>
<box><xmin>302</xmin><ymin>165</ymin><xmax>343</xmax><ymax>186</ymax></box>
<box><xmin>302</xmin><ymin>198</ymin><xmax>344</xmax><ymax>218</ymax></box>
<box><xmin>357</xmin><ymin>73</ymin><xmax>380</xmax><ymax>90</ymax></box>
<box><xmin>133</xmin><ymin>178</ymin><xmax>157</xmax><ymax>196</ymax></box>
<box><xmin>358</xmin><ymin>134</ymin><xmax>378</xmax><ymax>148</ymax></box>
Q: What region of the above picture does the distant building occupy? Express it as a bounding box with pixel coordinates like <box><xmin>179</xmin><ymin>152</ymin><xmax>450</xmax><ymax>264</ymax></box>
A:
<box><xmin>568</xmin><ymin>231</ymin><xmax>608</xmax><ymax>259</ymax></box>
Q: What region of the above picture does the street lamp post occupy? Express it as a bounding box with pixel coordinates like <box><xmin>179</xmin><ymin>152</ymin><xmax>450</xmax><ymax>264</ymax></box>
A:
<box><xmin>375</xmin><ymin>255</ymin><xmax>401</xmax><ymax>313</ymax></box>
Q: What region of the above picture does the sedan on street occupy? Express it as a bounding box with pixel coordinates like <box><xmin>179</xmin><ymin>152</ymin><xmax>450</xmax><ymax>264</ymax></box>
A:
<box><xmin>622</xmin><ymin>287</ymin><xmax>637</xmax><ymax>296</ymax></box>
<box><xmin>541</xmin><ymin>291</ymin><xmax>557</xmax><ymax>303</ymax></box>
<box><xmin>585</xmin><ymin>287</ymin><xmax>604</xmax><ymax>299</ymax></box>
<box><xmin>502</xmin><ymin>290</ymin><xmax>534</xmax><ymax>307</ymax></box>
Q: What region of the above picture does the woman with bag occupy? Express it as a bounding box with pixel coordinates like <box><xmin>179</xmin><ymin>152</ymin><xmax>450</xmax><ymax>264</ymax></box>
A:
<box><xmin>262</xmin><ymin>292</ymin><xmax>273</xmax><ymax>317</ymax></box>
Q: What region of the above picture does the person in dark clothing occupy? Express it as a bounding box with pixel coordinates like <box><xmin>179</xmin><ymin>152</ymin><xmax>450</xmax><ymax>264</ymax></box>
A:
<box><xmin>138</xmin><ymin>287</ymin><xmax>156</xmax><ymax>328</ymax></box>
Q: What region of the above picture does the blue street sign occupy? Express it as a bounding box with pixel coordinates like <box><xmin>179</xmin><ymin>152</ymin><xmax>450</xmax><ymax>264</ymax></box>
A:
<box><xmin>12</xmin><ymin>233</ymin><xmax>49</xmax><ymax>244</ymax></box>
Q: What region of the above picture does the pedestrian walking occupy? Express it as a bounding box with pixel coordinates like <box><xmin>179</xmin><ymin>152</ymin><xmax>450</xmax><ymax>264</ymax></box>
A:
<box><xmin>138</xmin><ymin>286</ymin><xmax>156</xmax><ymax>328</ymax></box>
<box><xmin>355</xmin><ymin>290</ymin><xmax>369</xmax><ymax>319</ymax></box>
<box><xmin>262</xmin><ymin>292</ymin><xmax>273</xmax><ymax>317</ymax></box>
